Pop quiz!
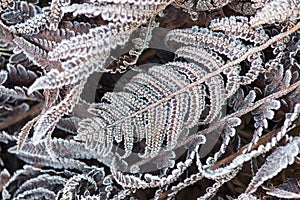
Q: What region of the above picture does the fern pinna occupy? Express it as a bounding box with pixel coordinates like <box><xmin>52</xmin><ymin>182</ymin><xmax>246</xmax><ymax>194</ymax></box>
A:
<box><xmin>0</xmin><ymin>0</ymin><xmax>300</xmax><ymax>199</ymax></box>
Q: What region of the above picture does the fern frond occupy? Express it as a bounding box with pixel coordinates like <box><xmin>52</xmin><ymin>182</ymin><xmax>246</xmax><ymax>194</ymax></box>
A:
<box><xmin>1</xmin><ymin>1</ymin><xmax>300</xmax><ymax>199</ymax></box>
<box><xmin>250</xmin><ymin>0</ymin><xmax>300</xmax><ymax>28</ymax></box>
<box><xmin>1</xmin><ymin>1</ymin><xmax>40</xmax><ymax>25</ymax></box>
<box><xmin>248</xmin><ymin>99</ymin><xmax>281</xmax><ymax>151</ymax></box>
<box><xmin>0</xmin><ymin>85</ymin><xmax>42</xmax><ymax>101</ymax></box>
<box><xmin>0</xmin><ymin>21</ymin><xmax>14</xmax><ymax>48</ymax></box>
<box><xmin>195</xmin><ymin>0</ymin><xmax>234</xmax><ymax>11</ymax></box>
<box><xmin>246</xmin><ymin>136</ymin><xmax>300</xmax><ymax>193</ymax></box>
<box><xmin>32</xmin><ymin>81</ymin><xmax>84</xmax><ymax>144</ymax></box>
<box><xmin>74</xmin><ymin>23</ymin><xmax>300</xmax><ymax>160</ymax></box>
<box><xmin>206</xmin><ymin>103</ymin><xmax>300</xmax><ymax>181</ymax></box>
<box><xmin>166</xmin><ymin>25</ymin><xmax>266</xmax><ymax>87</ymax></box>
<box><xmin>111</xmin><ymin>135</ymin><xmax>204</xmax><ymax>189</ymax></box>
<box><xmin>76</xmin><ymin>61</ymin><xmax>222</xmax><ymax>158</ymax></box>
<box><xmin>9</xmin><ymin>145</ymin><xmax>91</xmax><ymax>170</ymax></box>
<box><xmin>13</xmin><ymin>36</ymin><xmax>61</xmax><ymax>71</ymax></box>
<box><xmin>209</xmin><ymin>16</ymin><xmax>269</xmax><ymax>45</ymax></box>
<box><xmin>10</xmin><ymin>7</ymin><xmax>50</xmax><ymax>35</ymax></box>
<box><xmin>14</xmin><ymin>174</ymin><xmax>66</xmax><ymax>198</ymax></box>
<box><xmin>62</xmin><ymin>3</ymin><xmax>167</xmax><ymax>23</ymax></box>
<box><xmin>28</xmin><ymin>23</ymin><xmax>135</xmax><ymax>92</ymax></box>
<box><xmin>48</xmin><ymin>0</ymin><xmax>70</xmax><ymax>30</ymax></box>
<box><xmin>48</xmin><ymin>22</ymin><xmax>134</xmax><ymax>61</ymax></box>
<box><xmin>2</xmin><ymin>165</ymin><xmax>74</xmax><ymax>200</ymax></box>
<box><xmin>165</xmin><ymin>26</ymin><xmax>248</xmax><ymax>60</ymax></box>
<box><xmin>16</xmin><ymin>137</ymin><xmax>100</xmax><ymax>161</ymax></box>
<box><xmin>15</xmin><ymin>187</ymin><xmax>56</xmax><ymax>200</ymax></box>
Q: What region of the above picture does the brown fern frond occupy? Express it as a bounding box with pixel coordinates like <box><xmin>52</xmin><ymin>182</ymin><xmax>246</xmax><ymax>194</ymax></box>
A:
<box><xmin>13</xmin><ymin>36</ymin><xmax>61</xmax><ymax>71</ymax></box>
<box><xmin>48</xmin><ymin>0</ymin><xmax>70</xmax><ymax>30</ymax></box>
<box><xmin>10</xmin><ymin>7</ymin><xmax>50</xmax><ymax>35</ymax></box>
<box><xmin>0</xmin><ymin>21</ymin><xmax>14</xmax><ymax>48</ymax></box>
<box><xmin>1</xmin><ymin>1</ymin><xmax>40</xmax><ymax>25</ymax></box>
<box><xmin>32</xmin><ymin>82</ymin><xmax>84</xmax><ymax>144</ymax></box>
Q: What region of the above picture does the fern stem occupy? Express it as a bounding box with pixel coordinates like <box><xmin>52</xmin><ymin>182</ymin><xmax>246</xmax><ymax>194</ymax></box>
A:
<box><xmin>0</xmin><ymin>51</ymin><xmax>12</xmax><ymax>56</ymax></box>
<box><xmin>199</xmin><ymin>80</ymin><xmax>300</xmax><ymax>138</ymax></box>
<box><xmin>108</xmin><ymin>23</ymin><xmax>300</xmax><ymax>127</ymax></box>
<box><xmin>211</xmin><ymin>128</ymin><xmax>282</xmax><ymax>170</ymax></box>
<box><xmin>0</xmin><ymin>47</ymin><xmax>12</xmax><ymax>56</ymax></box>
<box><xmin>0</xmin><ymin>48</ymin><xmax>10</xmax><ymax>51</ymax></box>
<box><xmin>0</xmin><ymin>52</ymin><xmax>11</xmax><ymax>56</ymax></box>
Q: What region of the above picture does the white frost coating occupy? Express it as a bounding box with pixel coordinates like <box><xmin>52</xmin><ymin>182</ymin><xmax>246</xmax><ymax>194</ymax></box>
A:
<box><xmin>265</xmin><ymin>187</ymin><xmax>300</xmax><ymax>199</ymax></box>
<box><xmin>0</xmin><ymin>70</ymin><xmax>8</xmax><ymax>84</ymax></box>
<box><xmin>237</xmin><ymin>193</ymin><xmax>258</xmax><ymax>200</ymax></box>
<box><xmin>246</xmin><ymin>137</ymin><xmax>300</xmax><ymax>194</ymax></box>
<box><xmin>32</xmin><ymin>83</ymin><xmax>82</xmax><ymax>144</ymax></box>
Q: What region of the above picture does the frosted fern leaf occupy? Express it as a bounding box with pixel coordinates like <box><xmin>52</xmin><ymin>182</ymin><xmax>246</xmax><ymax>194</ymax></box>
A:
<box><xmin>28</xmin><ymin>22</ymin><xmax>135</xmax><ymax>93</ymax></box>
<box><xmin>2</xmin><ymin>165</ymin><xmax>74</xmax><ymax>200</ymax></box>
<box><xmin>76</xmin><ymin>60</ymin><xmax>225</xmax><ymax>158</ymax></box>
<box><xmin>250</xmin><ymin>0</ymin><xmax>300</xmax><ymax>27</ymax></box>
<box><xmin>61</xmin><ymin>3</ymin><xmax>166</xmax><ymax>24</ymax></box>
<box><xmin>247</xmin><ymin>99</ymin><xmax>281</xmax><ymax>151</ymax></box>
<box><xmin>195</xmin><ymin>0</ymin><xmax>234</xmax><ymax>11</ymax></box>
<box><xmin>31</xmin><ymin>82</ymin><xmax>83</xmax><ymax>144</ymax></box>
<box><xmin>209</xmin><ymin>16</ymin><xmax>269</xmax><ymax>45</ymax></box>
<box><xmin>165</xmin><ymin>24</ymin><xmax>265</xmax><ymax>90</ymax></box>
<box><xmin>262</xmin><ymin>177</ymin><xmax>300</xmax><ymax>198</ymax></box>
<box><xmin>246</xmin><ymin>136</ymin><xmax>300</xmax><ymax>194</ymax></box>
